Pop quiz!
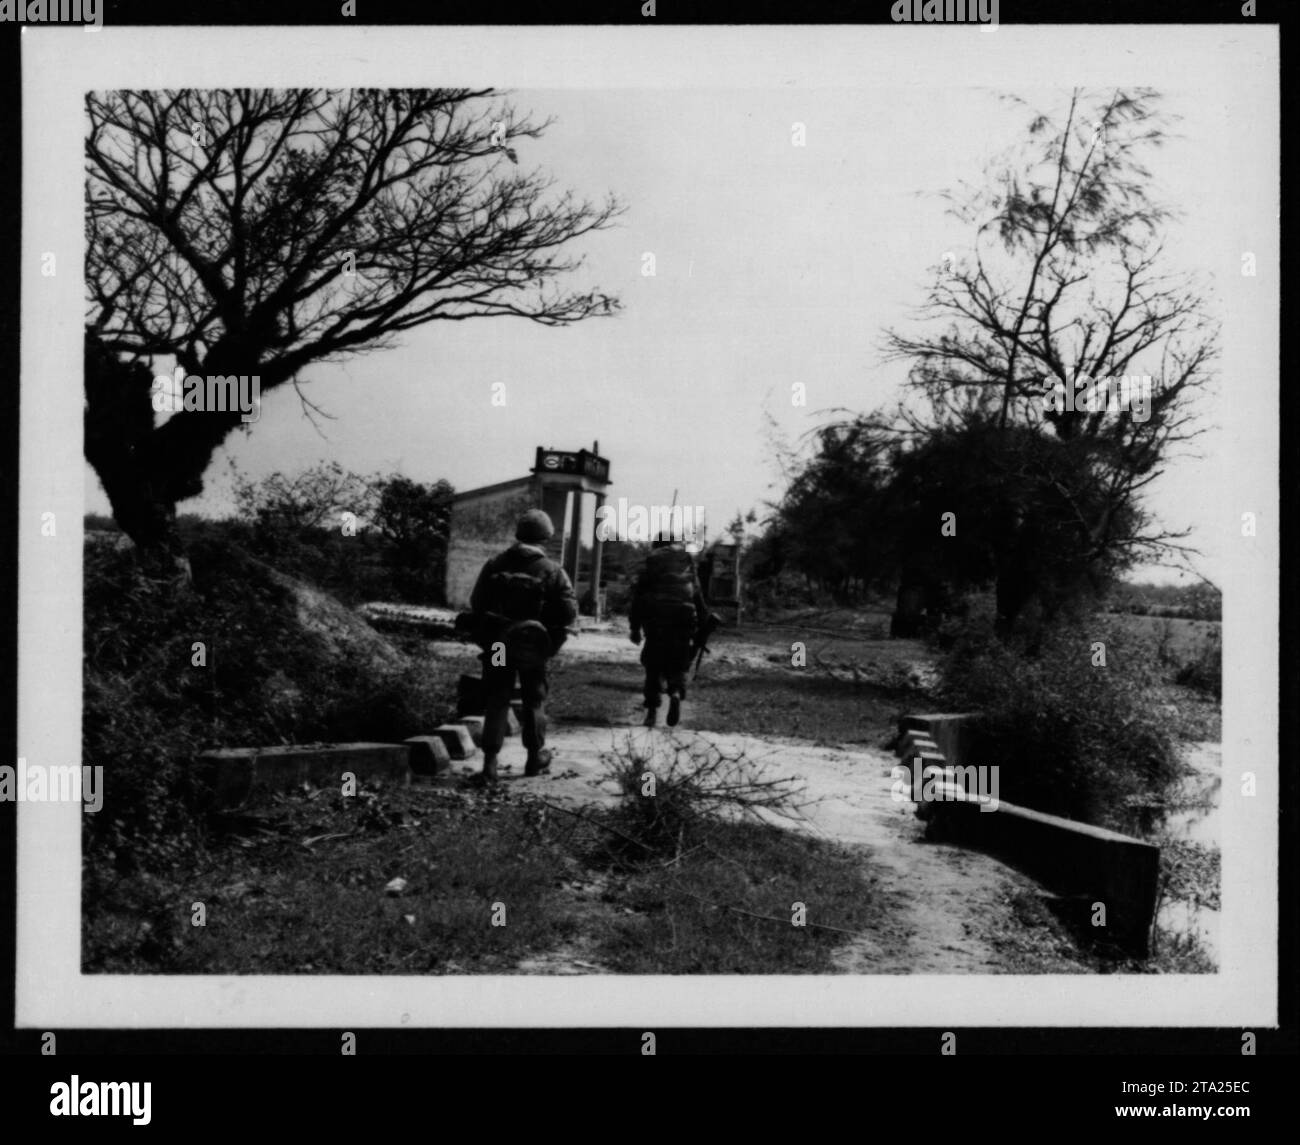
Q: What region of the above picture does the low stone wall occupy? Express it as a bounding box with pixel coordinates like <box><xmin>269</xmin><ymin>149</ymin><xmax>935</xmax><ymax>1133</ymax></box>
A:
<box><xmin>896</xmin><ymin>712</ymin><xmax>1160</xmax><ymax>955</ymax></box>
<box><xmin>898</xmin><ymin>712</ymin><xmax>982</xmax><ymax>768</ymax></box>
<box><xmin>196</xmin><ymin>723</ymin><xmax>494</xmax><ymax>809</ymax></box>
<box><xmin>197</xmin><ymin>743</ymin><xmax>413</xmax><ymax>808</ymax></box>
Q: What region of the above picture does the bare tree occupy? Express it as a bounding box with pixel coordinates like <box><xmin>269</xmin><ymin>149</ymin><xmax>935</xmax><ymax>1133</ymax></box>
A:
<box><xmin>883</xmin><ymin>87</ymin><xmax>1219</xmax><ymax>580</ymax></box>
<box><xmin>85</xmin><ymin>88</ymin><xmax>623</xmax><ymax>569</ymax></box>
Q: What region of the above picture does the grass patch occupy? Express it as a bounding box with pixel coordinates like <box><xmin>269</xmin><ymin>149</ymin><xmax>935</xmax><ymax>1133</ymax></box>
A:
<box><xmin>1145</xmin><ymin>929</ymin><xmax>1218</xmax><ymax>975</ymax></box>
<box><xmin>84</xmin><ymin>783</ymin><xmax>582</xmax><ymax>974</ymax></box>
<box><xmin>591</xmin><ymin>820</ymin><xmax>882</xmax><ymax>974</ymax></box>
<box><xmin>544</xmin><ymin>635</ymin><xmax>926</xmax><ymax>749</ymax></box>
<box><xmin>1145</xmin><ymin>835</ymin><xmax>1219</xmax><ymax>975</ymax></box>
<box><xmin>1154</xmin><ymin>837</ymin><xmax>1221</xmax><ymax>913</ymax></box>
<box><xmin>84</xmin><ymin>756</ymin><xmax>885</xmax><ymax>976</ymax></box>
<box><xmin>572</xmin><ymin>732</ymin><xmax>882</xmax><ymax>973</ymax></box>
<box><xmin>689</xmin><ymin>672</ymin><xmax>907</xmax><ymax>745</ymax></box>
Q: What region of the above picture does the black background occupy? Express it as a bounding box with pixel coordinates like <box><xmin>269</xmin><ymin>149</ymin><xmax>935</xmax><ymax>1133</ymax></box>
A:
<box><xmin>0</xmin><ymin>0</ymin><xmax>1292</xmax><ymax>1125</ymax></box>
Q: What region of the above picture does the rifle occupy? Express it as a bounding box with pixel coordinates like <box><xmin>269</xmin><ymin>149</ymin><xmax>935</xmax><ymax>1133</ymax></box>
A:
<box><xmin>691</xmin><ymin>612</ymin><xmax>722</xmax><ymax>681</ymax></box>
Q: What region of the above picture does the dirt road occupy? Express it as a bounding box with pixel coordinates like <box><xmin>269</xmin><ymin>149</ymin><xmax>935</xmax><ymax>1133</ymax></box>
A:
<box><xmin>422</xmin><ymin>617</ymin><xmax>1092</xmax><ymax>972</ymax></box>
<box><xmin>484</xmin><ymin>716</ymin><xmax>1091</xmax><ymax>974</ymax></box>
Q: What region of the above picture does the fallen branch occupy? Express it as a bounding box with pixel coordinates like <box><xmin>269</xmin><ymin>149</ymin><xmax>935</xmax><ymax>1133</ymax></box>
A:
<box><xmin>533</xmin><ymin>798</ymin><xmax>654</xmax><ymax>854</ymax></box>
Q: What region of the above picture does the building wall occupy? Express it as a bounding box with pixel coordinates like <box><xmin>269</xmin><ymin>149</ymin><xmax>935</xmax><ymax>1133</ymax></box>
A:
<box><xmin>445</xmin><ymin>475</ymin><xmax>606</xmax><ymax>608</ymax></box>
<box><xmin>445</xmin><ymin>538</ymin><xmax>506</xmax><ymax>610</ymax></box>
<box><xmin>445</xmin><ymin>479</ymin><xmax>539</xmax><ymax>609</ymax></box>
<box><xmin>450</xmin><ymin>479</ymin><xmax>538</xmax><ymax>541</ymax></box>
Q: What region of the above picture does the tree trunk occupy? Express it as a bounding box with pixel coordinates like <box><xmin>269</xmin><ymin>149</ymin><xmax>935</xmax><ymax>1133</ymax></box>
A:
<box><xmin>83</xmin><ymin>337</ymin><xmax>176</xmax><ymax>575</ymax></box>
<box><xmin>87</xmin><ymin>450</ymin><xmax>191</xmax><ymax>580</ymax></box>
<box><xmin>83</xmin><ymin>334</ymin><xmax>247</xmax><ymax>580</ymax></box>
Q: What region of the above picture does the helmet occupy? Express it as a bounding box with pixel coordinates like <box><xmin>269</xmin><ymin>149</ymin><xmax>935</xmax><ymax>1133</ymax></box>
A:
<box><xmin>516</xmin><ymin>509</ymin><xmax>555</xmax><ymax>543</ymax></box>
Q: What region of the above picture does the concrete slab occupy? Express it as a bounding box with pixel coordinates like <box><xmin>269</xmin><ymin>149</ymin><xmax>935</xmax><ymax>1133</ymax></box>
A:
<box><xmin>405</xmin><ymin>735</ymin><xmax>452</xmax><ymax>777</ymax></box>
<box><xmin>925</xmin><ymin>785</ymin><xmax>1160</xmax><ymax>955</ymax></box>
<box><xmin>432</xmin><ymin>724</ymin><xmax>478</xmax><ymax>760</ymax></box>
<box><xmin>899</xmin><ymin>713</ymin><xmax>983</xmax><ymax>766</ymax></box>
<box><xmin>897</xmin><ymin>750</ymin><xmax>949</xmax><ymax>786</ymax></box>
<box><xmin>898</xmin><ymin>731</ymin><xmax>940</xmax><ymax>759</ymax></box>
<box><xmin>198</xmin><ymin>743</ymin><xmax>411</xmax><ymax>808</ymax></box>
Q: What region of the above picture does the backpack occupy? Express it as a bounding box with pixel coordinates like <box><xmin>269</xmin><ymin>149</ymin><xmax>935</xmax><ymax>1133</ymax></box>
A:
<box><xmin>488</xmin><ymin>569</ymin><xmax>546</xmax><ymax>623</ymax></box>
<box><xmin>501</xmin><ymin>619</ymin><xmax>552</xmax><ymax>670</ymax></box>
<box><xmin>640</xmin><ymin>549</ymin><xmax>699</xmax><ymax>630</ymax></box>
<box><xmin>482</xmin><ymin>561</ymin><xmax>552</xmax><ymax>669</ymax></box>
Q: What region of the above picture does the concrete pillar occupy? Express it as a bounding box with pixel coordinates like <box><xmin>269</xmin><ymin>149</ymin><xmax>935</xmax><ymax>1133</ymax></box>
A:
<box><xmin>540</xmin><ymin>485</ymin><xmax>568</xmax><ymax>565</ymax></box>
<box><xmin>590</xmin><ymin>492</ymin><xmax>606</xmax><ymax>621</ymax></box>
<box><xmin>567</xmin><ymin>490</ymin><xmax>585</xmax><ymax>598</ymax></box>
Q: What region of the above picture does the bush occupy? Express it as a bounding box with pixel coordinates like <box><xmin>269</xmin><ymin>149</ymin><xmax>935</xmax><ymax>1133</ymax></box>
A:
<box><xmin>933</xmin><ymin>590</ymin><xmax>998</xmax><ymax>648</ymax></box>
<box><xmin>182</xmin><ymin>517</ymin><xmax>408</xmax><ymax>607</ymax></box>
<box><xmin>740</xmin><ymin>573</ymin><xmax>841</xmax><ymax>619</ymax></box>
<box><xmin>226</xmin><ymin>463</ymin><xmax>452</xmax><ymax>606</ymax></box>
<box><xmin>82</xmin><ymin>534</ymin><xmax>456</xmax><ymax>874</ymax></box>
<box><xmin>599</xmin><ymin>732</ymin><xmax>810</xmax><ymax>862</ymax></box>
<box><xmin>935</xmin><ymin>613</ymin><xmax>1184</xmax><ymax>831</ymax></box>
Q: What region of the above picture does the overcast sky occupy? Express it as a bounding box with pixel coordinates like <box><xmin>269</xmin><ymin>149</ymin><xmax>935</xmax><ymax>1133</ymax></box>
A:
<box><xmin>84</xmin><ymin>60</ymin><xmax>1274</xmax><ymax>586</ymax></box>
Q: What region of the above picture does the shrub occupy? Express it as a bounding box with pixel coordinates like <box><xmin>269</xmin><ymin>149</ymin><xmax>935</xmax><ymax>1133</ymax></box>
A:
<box><xmin>181</xmin><ymin>517</ymin><xmax>404</xmax><ymax>607</ymax></box>
<box><xmin>225</xmin><ymin>463</ymin><xmax>452</xmax><ymax>605</ymax></box>
<box><xmin>933</xmin><ymin>590</ymin><xmax>998</xmax><ymax>648</ymax></box>
<box><xmin>599</xmin><ymin>732</ymin><xmax>810</xmax><ymax>862</ymax></box>
<box><xmin>935</xmin><ymin>613</ymin><xmax>1184</xmax><ymax>831</ymax></box>
<box><xmin>82</xmin><ymin>534</ymin><xmax>455</xmax><ymax>873</ymax></box>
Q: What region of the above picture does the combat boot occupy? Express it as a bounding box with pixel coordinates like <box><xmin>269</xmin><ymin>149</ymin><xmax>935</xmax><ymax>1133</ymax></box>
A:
<box><xmin>481</xmin><ymin>754</ymin><xmax>500</xmax><ymax>783</ymax></box>
<box><xmin>524</xmin><ymin>748</ymin><xmax>552</xmax><ymax>777</ymax></box>
<box><xmin>643</xmin><ymin>705</ymin><xmax>658</xmax><ymax>728</ymax></box>
<box><xmin>666</xmin><ymin>693</ymin><xmax>681</xmax><ymax>727</ymax></box>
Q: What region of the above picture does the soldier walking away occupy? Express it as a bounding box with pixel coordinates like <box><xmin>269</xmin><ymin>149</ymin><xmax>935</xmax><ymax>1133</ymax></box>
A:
<box><xmin>468</xmin><ymin>509</ymin><xmax>577</xmax><ymax>782</ymax></box>
<box><xmin>629</xmin><ymin>534</ymin><xmax>709</xmax><ymax>727</ymax></box>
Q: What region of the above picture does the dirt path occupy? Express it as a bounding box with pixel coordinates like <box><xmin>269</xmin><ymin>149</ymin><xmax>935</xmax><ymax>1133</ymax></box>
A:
<box><xmin>418</xmin><ymin>616</ymin><xmax>1089</xmax><ymax>972</ymax></box>
<box><xmin>491</xmin><ymin>721</ymin><xmax>1090</xmax><ymax>973</ymax></box>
